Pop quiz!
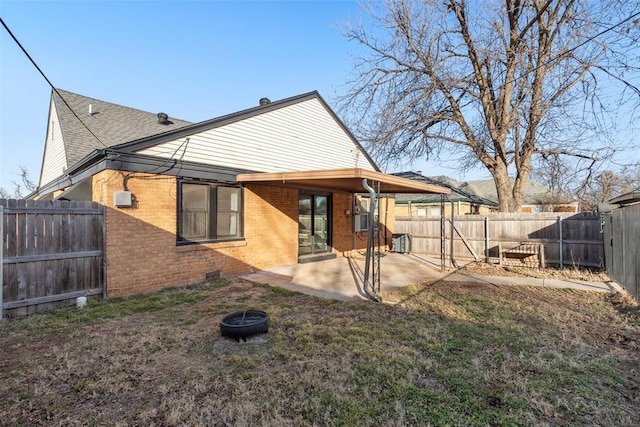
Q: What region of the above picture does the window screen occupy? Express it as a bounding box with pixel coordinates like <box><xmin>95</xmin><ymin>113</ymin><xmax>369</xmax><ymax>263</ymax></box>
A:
<box><xmin>179</xmin><ymin>181</ymin><xmax>243</xmax><ymax>242</ymax></box>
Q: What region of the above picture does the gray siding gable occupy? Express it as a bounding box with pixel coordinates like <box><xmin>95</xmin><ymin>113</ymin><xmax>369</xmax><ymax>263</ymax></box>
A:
<box><xmin>111</xmin><ymin>91</ymin><xmax>379</xmax><ymax>172</ymax></box>
<box><xmin>36</xmin><ymin>89</ymin><xmax>382</xmax><ymax>198</ymax></box>
<box><xmin>49</xmin><ymin>89</ymin><xmax>378</xmax><ymax>174</ymax></box>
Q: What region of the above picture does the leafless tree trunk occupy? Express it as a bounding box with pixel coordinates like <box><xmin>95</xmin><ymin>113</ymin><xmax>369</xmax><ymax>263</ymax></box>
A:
<box><xmin>340</xmin><ymin>0</ymin><xmax>640</xmax><ymax>211</ymax></box>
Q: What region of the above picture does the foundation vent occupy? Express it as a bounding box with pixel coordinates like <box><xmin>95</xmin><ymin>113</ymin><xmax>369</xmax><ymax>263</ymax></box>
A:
<box><xmin>205</xmin><ymin>271</ymin><xmax>222</xmax><ymax>281</ymax></box>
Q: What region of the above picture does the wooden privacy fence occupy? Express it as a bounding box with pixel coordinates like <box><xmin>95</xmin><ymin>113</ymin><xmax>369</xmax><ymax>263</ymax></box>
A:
<box><xmin>1</xmin><ymin>199</ymin><xmax>106</xmax><ymax>318</ymax></box>
<box><xmin>603</xmin><ymin>204</ymin><xmax>640</xmax><ymax>301</ymax></box>
<box><xmin>395</xmin><ymin>213</ymin><xmax>604</xmax><ymax>269</ymax></box>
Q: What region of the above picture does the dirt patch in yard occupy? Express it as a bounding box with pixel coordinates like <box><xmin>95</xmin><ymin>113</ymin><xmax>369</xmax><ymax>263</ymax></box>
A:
<box><xmin>462</xmin><ymin>260</ymin><xmax>613</xmax><ymax>282</ymax></box>
<box><xmin>1</xmin><ymin>277</ymin><xmax>638</xmax><ymax>426</ymax></box>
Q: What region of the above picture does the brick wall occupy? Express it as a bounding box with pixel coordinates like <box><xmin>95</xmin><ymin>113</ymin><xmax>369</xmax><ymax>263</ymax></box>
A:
<box><xmin>92</xmin><ymin>170</ymin><xmax>396</xmax><ymax>296</ymax></box>
<box><xmin>332</xmin><ymin>193</ymin><xmax>395</xmax><ymax>255</ymax></box>
<box><xmin>92</xmin><ymin>171</ymin><xmax>297</xmax><ymax>297</ymax></box>
<box><xmin>243</xmin><ymin>183</ymin><xmax>298</xmax><ymax>268</ymax></box>
<box><xmin>332</xmin><ymin>193</ymin><xmax>354</xmax><ymax>255</ymax></box>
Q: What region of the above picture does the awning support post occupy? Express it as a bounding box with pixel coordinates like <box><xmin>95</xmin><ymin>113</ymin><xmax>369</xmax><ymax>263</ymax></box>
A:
<box><xmin>362</xmin><ymin>178</ymin><xmax>382</xmax><ymax>302</ymax></box>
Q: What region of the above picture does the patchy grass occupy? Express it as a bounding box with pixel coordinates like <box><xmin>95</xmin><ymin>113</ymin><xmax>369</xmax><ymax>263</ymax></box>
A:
<box><xmin>464</xmin><ymin>261</ymin><xmax>612</xmax><ymax>282</ymax></box>
<box><xmin>1</xmin><ymin>277</ymin><xmax>638</xmax><ymax>426</ymax></box>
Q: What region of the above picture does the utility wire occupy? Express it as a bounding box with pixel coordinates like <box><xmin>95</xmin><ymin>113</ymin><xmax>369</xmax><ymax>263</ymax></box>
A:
<box><xmin>2</xmin><ymin>15</ymin><xmax>198</xmax><ymax>201</ymax></box>
<box><xmin>564</xmin><ymin>11</ymin><xmax>640</xmax><ymax>58</ymax></box>
<box><xmin>509</xmin><ymin>10</ymin><xmax>640</xmax><ymax>90</ymax></box>
<box><xmin>1</xmin><ymin>17</ymin><xmax>110</xmax><ymax>149</ymax></box>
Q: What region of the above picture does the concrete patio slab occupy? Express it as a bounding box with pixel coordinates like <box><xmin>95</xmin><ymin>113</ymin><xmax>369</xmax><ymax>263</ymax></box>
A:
<box><xmin>241</xmin><ymin>252</ymin><xmax>444</xmax><ymax>301</ymax></box>
<box><xmin>240</xmin><ymin>252</ymin><xmax>618</xmax><ymax>301</ymax></box>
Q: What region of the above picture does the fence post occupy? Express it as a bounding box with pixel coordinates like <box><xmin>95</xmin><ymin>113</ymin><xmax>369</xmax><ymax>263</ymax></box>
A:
<box><xmin>450</xmin><ymin>201</ymin><xmax>455</xmax><ymax>268</ymax></box>
<box><xmin>102</xmin><ymin>204</ymin><xmax>108</xmax><ymax>299</ymax></box>
<box><xmin>558</xmin><ymin>215</ymin><xmax>563</xmax><ymax>270</ymax></box>
<box><xmin>484</xmin><ymin>216</ymin><xmax>490</xmax><ymax>264</ymax></box>
<box><xmin>440</xmin><ymin>214</ymin><xmax>446</xmax><ymax>271</ymax></box>
<box><xmin>1</xmin><ymin>204</ymin><xmax>4</xmax><ymax>321</ymax></box>
<box><xmin>621</xmin><ymin>208</ymin><xmax>626</xmax><ymax>293</ymax></box>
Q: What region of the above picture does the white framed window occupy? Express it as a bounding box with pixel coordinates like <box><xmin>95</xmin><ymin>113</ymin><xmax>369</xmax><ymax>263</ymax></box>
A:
<box><xmin>428</xmin><ymin>206</ymin><xmax>441</xmax><ymax>216</ymax></box>
<box><xmin>354</xmin><ymin>196</ymin><xmax>379</xmax><ymax>231</ymax></box>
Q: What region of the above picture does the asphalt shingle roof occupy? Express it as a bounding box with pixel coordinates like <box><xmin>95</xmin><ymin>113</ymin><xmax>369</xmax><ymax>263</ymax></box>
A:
<box><xmin>393</xmin><ymin>171</ymin><xmax>552</xmax><ymax>205</ymax></box>
<box><xmin>392</xmin><ymin>171</ymin><xmax>497</xmax><ymax>206</ymax></box>
<box><xmin>53</xmin><ymin>89</ymin><xmax>192</xmax><ymax>167</ymax></box>
<box><xmin>464</xmin><ymin>178</ymin><xmax>550</xmax><ymax>205</ymax></box>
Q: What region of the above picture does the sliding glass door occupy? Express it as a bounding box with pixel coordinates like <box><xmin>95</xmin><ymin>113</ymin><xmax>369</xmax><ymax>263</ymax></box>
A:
<box><xmin>298</xmin><ymin>194</ymin><xmax>330</xmax><ymax>256</ymax></box>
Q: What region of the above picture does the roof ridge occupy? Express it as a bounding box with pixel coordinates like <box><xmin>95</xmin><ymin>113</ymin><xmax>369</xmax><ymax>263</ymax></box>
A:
<box><xmin>50</xmin><ymin>88</ymin><xmax>194</xmax><ymax>169</ymax></box>
<box><xmin>110</xmin><ymin>91</ymin><xmax>331</xmax><ymax>153</ymax></box>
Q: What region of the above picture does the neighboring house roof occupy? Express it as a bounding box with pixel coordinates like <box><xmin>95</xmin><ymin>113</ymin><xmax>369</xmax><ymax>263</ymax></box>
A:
<box><xmin>465</xmin><ymin>178</ymin><xmax>551</xmax><ymax>205</ymax></box>
<box><xmin>37</xmin><ymin>89</ymin><xmax>380</xmax><ymax>196</ymax></box>
<box><xmin>392</xmin><ymin>171</ymin><xmax>497</xmax><ymax>207</ymax></box>
<box><xmin>393</xmin><ymin>171</ymin><xmax>561</xmax><ymax>207</ymax></box>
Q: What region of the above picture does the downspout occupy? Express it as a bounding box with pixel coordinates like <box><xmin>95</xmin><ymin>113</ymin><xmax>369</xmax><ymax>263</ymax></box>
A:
<box><xmin>351</xmin><ymin>194</ymin><xmax>357</xmax><ymax>256</ymax></box>
<box><xmin>362</xmin><ymin>179</ymin><xmax>382</xmax><ymax>302</ymax></box>
<box><xmin>384</xmin><ymin>195</ymin><xmax>389</xmax><ymax>249</ymax></box>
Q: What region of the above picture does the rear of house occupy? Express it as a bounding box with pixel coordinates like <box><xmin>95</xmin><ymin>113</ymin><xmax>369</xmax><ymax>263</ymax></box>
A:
<box><xmin>33</xmin><ymin>89</ymin><xmax>448</xmax><ymax>296</ymax></box>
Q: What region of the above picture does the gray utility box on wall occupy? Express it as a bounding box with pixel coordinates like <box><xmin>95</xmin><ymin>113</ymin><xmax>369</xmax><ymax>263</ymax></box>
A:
<box><xmin>114</xmin><ymin>191</ymin><xmax>133</xmax><ymax>208</ymax></box>
<box><xmin>392</xmin><ymin>233</ymin><xmax>411</xmax><ymax>253</ymax></box>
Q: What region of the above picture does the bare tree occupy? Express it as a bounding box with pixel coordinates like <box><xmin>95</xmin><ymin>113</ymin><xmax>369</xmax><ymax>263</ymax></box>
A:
<box><xmin>3</xmin><ymin>166</ymin><xmax>37</xmax><ymax>199</ymax></box>
<box><xmin>579</xmin><ymin>165</ymin><xmax>640</xmax><ymax>211</ymax></box>
<box><xmin>340</xmin><ymin>0</ymin><xmax>640</xmax><ymax>211</ymax></box>
<box><xmin>532</xmin><ymin>147</ymin><xmax>603</xmax><ymax>203</ymax></box>
<box><xmin>533</xmin><ymin>149</ymin><xmax>640</xmax><ymax>210</ymax></box>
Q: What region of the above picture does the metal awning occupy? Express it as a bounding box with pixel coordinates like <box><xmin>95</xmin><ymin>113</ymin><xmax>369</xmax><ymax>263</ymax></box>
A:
<box><xmin>237</xmin><ymin>168</ymin><xmax>451</xmax><ymax>194</ymax></box>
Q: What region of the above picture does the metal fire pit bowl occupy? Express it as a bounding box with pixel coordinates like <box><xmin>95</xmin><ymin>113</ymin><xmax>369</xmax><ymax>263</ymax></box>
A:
<box><xmin>220</xmin><ymin>310</ymin><xmax>270</xmax><ymax>341</ymax></box>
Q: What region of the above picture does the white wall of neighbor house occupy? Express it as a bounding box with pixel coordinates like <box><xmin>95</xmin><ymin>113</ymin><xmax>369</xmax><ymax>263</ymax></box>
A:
<box><xmin>418</xmin><ymin>206</ymin><xmax>442</xmax><ymax>216</ymax></box>
<box><xmin>136</xmin><ymin>98</ymin><xmax>377</xmax><ymax>172</ymax></box>
<box><xmin>39</xmin><ymin>100</ymin><xmax>67</xmax><ymax>187</ymax></box>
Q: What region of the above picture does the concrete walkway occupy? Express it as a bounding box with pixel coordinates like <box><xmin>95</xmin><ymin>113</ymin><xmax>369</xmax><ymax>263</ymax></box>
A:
<box><xmin>240</xmin><ymin>252</ymin><xmax>618</xmax><ymax>301</ymax></box>
<box><xmin>442</xmin><ymin>271</ymin><xmax>621</xmax><ymax>293</ymax></box>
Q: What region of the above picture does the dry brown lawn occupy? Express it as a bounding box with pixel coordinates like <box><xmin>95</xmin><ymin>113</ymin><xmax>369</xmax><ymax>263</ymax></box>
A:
<box><xmin>461</xmin><ymin>260</ymin><xmax>611</xmax><ymax>282</ymax></box>
<box><xmin>1</xmin><ymin>276</ymin><xmax>638</xmax><ymax>426</ymax></box>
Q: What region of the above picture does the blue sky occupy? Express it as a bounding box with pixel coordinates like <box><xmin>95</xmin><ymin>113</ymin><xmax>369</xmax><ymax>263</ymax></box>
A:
<box><xmin>2</xmin><ymin>1</ymin><xmax>637</xmax><ymax>195</ymax></box>
<box><xmin>0</xmin><ymin>0</ymin><xmax>492</xmax><ymax>194</ymax></box>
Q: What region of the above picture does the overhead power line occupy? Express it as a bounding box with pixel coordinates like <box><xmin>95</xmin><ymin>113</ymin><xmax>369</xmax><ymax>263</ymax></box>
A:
<box><xmin>0</xmin><ymin>17</ymin><xmax>109</xmax><ymax>149</ymax></box>
<box><xmin>509</xmin><ymin>10</ymin><xmax>640</xmax><ymax>90</ymax></box>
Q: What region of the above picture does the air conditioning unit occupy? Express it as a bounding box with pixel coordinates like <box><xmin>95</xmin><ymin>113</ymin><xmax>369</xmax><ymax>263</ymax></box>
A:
<box><xmin>392</xmin><ymin>233</ymin><xmax>411</xmax><ymax>253</ymax></box>
<box><xmin>114</xmin><ymin>191</ymin><xmax>133</xmax><ymax>208</ymax></box>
